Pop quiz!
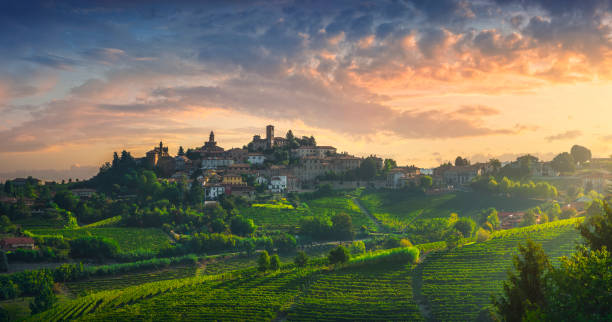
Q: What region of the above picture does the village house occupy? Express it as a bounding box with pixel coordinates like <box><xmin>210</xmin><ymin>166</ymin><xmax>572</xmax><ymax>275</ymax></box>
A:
<box><xmin>222</xmin><ymin>174</ymin><xmax>246</xmax><ymax>186</ymax></box>
<box><xmin>226</xmin><ymin>163</ymin><xmax>252</xmax><ymax>174</ymax></box>
<box><xmin>225</xmin><ymin>148</ymin><xmax>248</xmax><ymax>162</ymax></box>
<box><xmin>291</xmin><ymin>146</ymin><xmax>337</xmax><ymax>158</ymax></box>
<box><xmin>201</xmin><ymin>158</ymin><xmax>235</xmax><ymax>169</ymax></box>
<box><xmin>438</xmin><ymin>165</ymin><xmax>482</xmax><ymax>187</ymax></box>
<box><xmin>204</xmin><ymin>185</ymin><xmax>225</xmax><ymax>200</ymax></box>
<box><xmin>70</xmin><ymin>188</ymin><xmax>97</xmax><ymax>198</ymax></box>
<box><xmin>269</xmin><ymin>176</ymin><xmax>288</xmax><ymax>193</ymax></box>
<box><xmin>386</xmin><ymin>166</ymin><xmax>421</xmax><ymax>188</ymax></box>
<box><xmin>0</xmin><ymin>237</ymin><xmax>36</xmax><ymax>251</ymax></box>
<box><xmin>247</xmin><ymin>153</ymin><xmax>265</xmax><ymax>165</ymax></box>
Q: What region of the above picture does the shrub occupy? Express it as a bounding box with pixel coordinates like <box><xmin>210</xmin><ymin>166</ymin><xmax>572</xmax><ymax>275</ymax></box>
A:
<box><xmin>257</xmin><ymin>251</ymin><xmax>270</xmax><ymax>272</ymax></box>
<box><xmin>69</xmin><ymin>236</ymin><xmax>120</xmax><ymax>260</ymax></box>
<box><xmin>328</xmin><ymin>245</ymin><xmax>350</xmax><ymax>265</ymax></box>
<box><xmin>350</xmin><ymin>247</ymin><xmax>420</xmax><ymax>266</ymax></box>
<box><xmin>269</xmin><ymin>254</ymin><xmax>280</xmax><ymax>271</ymax></box>
<box><xmin>294</xmin><ymin>251</ymin><xmax>308</xmax><ymax>267</ymax></box>
<box><xmin>350</xmin><ymin>241</ymin><xmax>366</xmax><ymax>255</ymax></box>
<box><xmin>476</xmin><ymin>228</ymin><xmax>491</xmax><ymax>242</ymax></box>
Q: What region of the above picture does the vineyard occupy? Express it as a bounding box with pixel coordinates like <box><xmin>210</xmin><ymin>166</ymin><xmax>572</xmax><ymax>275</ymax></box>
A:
<box><xmin>286</xmin><ymin>262</ymin><xmax>422</xmax><ymax>321</ymax></box>
<box><xmin>418</xmin><ymin>222</ymin><xmax>582</xmax><ymax>321</ymax></box>
<box><xmin>28</xmin><ymin>227</ymin><xmax>171</xmax><ymax>252</ymax></box>
<box><xmin>305</xmin><ymin>196</ymin><xmax>376</xmax><ymax>231</ymax></box>
<box><xmin>240</xmin><ymin>195</ymin><xmax>375</xmax><ymax>232</ymax></box>
<box><xmin>359</xmin><ymin>191</ymin><xmax>543</xmax><ymax>231</ymax></box>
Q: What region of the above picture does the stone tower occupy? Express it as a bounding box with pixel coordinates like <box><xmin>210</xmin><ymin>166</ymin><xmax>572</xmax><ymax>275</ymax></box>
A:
<box><xmin>266</xmin><ymin>125</ymin><xmax>274</xmax><ymax>149</ymax></box>
<box><xmin>209</xmin><ymin>131</ymin><xmax>215</xmax><ymax>143</ymax></box>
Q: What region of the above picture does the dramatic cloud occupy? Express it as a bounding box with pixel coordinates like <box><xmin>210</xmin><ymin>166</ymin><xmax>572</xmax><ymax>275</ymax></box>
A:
<box><xmin>545</xmin><ymin>130</ymin><xmax>583</xmax><ymax>142</ymax></box>
<box><xmin>1</xmin><ymin>0</ymin><xmax>611</xmax><ymax>173</ymax></box>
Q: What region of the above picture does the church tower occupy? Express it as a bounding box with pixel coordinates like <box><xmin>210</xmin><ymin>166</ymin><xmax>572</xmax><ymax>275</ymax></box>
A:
<box><xmin>209</xmin><ymin>131</ymin><xmax>215</xmax><ymax>143</ymax></box>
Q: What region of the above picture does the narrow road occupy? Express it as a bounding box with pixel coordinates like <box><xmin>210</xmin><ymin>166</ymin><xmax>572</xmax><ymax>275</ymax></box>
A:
<box><xmin>353</xmin><ymin>198</ymin><xmax>383</xmax><ymax>232</ymax></box>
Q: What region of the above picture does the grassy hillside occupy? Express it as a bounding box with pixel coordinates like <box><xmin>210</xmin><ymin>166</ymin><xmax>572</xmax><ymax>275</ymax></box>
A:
<box><xmin>240</xmin><ymin>195</ymin><xmax>376</xmax><ymax>232</ymax></box>
<box><xmin>29</xmin><ymin>227</ymin><xmax>171</xmax><ymax>253</ymax></box>
<box><xmin>418</xmin><ymin>218</ymin><xmax>582</xmax><ymax>321</ymax></box>
<box><xmin>359</xmin><ymin>191</ymin><xmax>543</xmax><ymax>231</ymax></box>
<box><xmin>31</xmin><ymin>248</ymin><xmax>420</xmax><ymax>321</ymax></box>
<box><xmin>305</xmin><ymin>196</ymin><xmax>376</xmax><ymax>231</ymax></box>
<box><xmin>286</xmin><ymin>262</ymin><xmax>422</xmax><ymax>321</ymax></box>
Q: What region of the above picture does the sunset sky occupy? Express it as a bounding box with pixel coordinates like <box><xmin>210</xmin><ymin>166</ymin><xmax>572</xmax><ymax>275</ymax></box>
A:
<box><xmin>1</xmin><ymin>0</ymin><xmax>612</xmax><ymax>180</ymax></box>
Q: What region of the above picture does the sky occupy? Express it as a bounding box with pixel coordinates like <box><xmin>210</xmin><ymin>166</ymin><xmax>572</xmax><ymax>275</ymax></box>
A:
<box><xmin>1</xmin><ymin>0</ymin><xmax>612</xmax><ymax>180</ymax></box>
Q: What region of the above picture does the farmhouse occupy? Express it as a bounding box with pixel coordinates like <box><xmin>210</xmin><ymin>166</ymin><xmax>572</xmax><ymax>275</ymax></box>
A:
<box><xmin>0</xmin><ymin>237</ymin><xmax>35</xmax><ymax>251</ymax></box>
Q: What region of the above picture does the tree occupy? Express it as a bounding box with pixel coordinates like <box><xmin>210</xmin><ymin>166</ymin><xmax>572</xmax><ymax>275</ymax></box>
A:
<box><xmin>350</xmin><ymin>240</ymin><xmax>366</xmax><ymax>255</ymax></box>
<box><xmin>294</xmin><ymin>251</ymin><xmax>308</xmax><ymax>267</ymax></box>
<box><xmin>570</xmin><ymin>145</ymin><xmax>591</xmax><ymax>164</ymax></box>
<box><xmin>455</xmin><ymin>156</ymin><xmax>470</xmax><ymax>166</ymax></box>
<box><xmin>331</xmin><ymin>213</ymin><xmax>354</xmax><ymax>240</ymax></box>
<box><xmin>521</xmin><ymin>209</ymin><xmax>538</xmax><ymax>227</ymax></box>
<box><xmin>547</xmin><ymin>203</ymin><xmax>562</xmax><ymax>221</ymax></box>
<box><xmin>454</xmin><ymin>217</ymin><xmax>476</xmax><ymax>238</ymax></box>
<box><xmin>258</xmin><ymin>251</ymin><xmax>270</xmax><ymax>272</ymax></box>
<box><xmin>586</xmin><ymin>199</ymin><xmax>604</xmax><ymax>217</ymax></box>
<box><xmin>53</xmin><ymin>190</ymin><xmax>79</xmax><ymax>212</ymax></box>
<box><xmin>29</xmin><ymin>270</ymin><xmax>57</xmax><ymax>314</ymax></box>
<box><xmin>551</xmin><ymin>152</ymin><xmax>575</xmax><ymax>173</ymax></box>
<box><xmin>489</xmin><ymin>158</ymin><xmax>502</xmax><ymax>173</ymax></box>
<box><xmin>230</xmin><ymin>216</ymin><xmax>256</xmax><ymax>236</ymax></box>
<box><xmin>0</xmin><ymin>251</ymin><xmax>7</xmax><ymax>272</ymax></box>
<box><xmin>419</xmin><ymin>176</ymin><xmax>433</xmax><ymax>189</ymax></box>
<box><xmin>178</xmin><ymin>146</ymin><xmax>185</xmax><ymax>156</ymax></box>
<box><xmin>579</xmin><ymin>202</ymin><xmax>612</xmax><ymax>251</ymax></box>
<box><xmin>560</xmin><ymin>207</ymin><xmax>577</xmax><ymax>220</ymax></box>
<box><xmin>383</xmin><ymin>159</ymin><xmax>397</xmax><ymax>171</ymax></box>
<box><xmin>493</xmin><ymin>239</ymin><xmax>550</xmax><ymax>321</ymax></box>
<box><xmin>269</xmin><ymin>254</ymin><xmax>281</xmax><ymax>271</ymax></box>
<box><xmin>328</xmin><ymin>245</ymin><xmax>350</xmax><ymax>265</ymax></box>
<box><xmin>357</xmin><ymin>158</ymin><xmax>378</xmax><ymax>180</ymax></box>
<box><xmin>446</xmin><ymin>230</ymin><xmax>463</xmax><ymax>249</ymax></box>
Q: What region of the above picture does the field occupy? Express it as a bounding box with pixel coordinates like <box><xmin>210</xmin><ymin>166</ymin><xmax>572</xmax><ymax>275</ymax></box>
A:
<box><xmin>240</xmin><ymin>195</ymin><xmax>376</xmax><ymax>232</ymax></box>
<box><xmin>28</xmin><ymin>227</ymin><xmax>171</xmax><ymax>253</ymax></box>
<box><xmin>359</xmin><ymin>191</ymin><xmax>543</xmax><ymax>231</ymax></box>
<box><xmin>30</xmin><ymin>247</ymin><xmax>421</xmax><ymax>322</ymax></box>
<box><xmin>240</xmin><ymin>204</ymin><xmax>311</xmax><ymax>232</ymax></box>
<box><xmin>417</xmin><ymin>219</ymin><xmax>582</xmax><ymax>321</ymax></box>
<box><xmin>305</xmin><ymin>196</ymin><xmax>376</xmax><ymax>231</ymax></box>
<box><xmin>286</xmin><ymin>262</ymin><xmax>422</xmax><ymax>321</ymax></box>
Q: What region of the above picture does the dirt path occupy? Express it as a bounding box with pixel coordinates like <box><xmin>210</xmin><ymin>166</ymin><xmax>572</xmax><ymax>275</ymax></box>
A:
<box><xmin>353</xmin><ymin>198</ymin><xmax>383</xmax><ymax>232</ymax></box>
<box><xmin>412</xmin><ymin>253</ymin><xmax>433</xmax><ymax>321</ymax></box>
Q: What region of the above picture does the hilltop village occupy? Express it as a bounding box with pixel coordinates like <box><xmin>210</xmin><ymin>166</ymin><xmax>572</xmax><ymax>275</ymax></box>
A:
<box><xmin>127</xmin><ymin>125</ymin><xmax>609</xmax><ymax>201</ymax></box>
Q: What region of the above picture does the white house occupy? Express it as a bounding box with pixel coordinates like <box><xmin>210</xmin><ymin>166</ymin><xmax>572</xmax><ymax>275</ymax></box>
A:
<box><xmin>247</xmin><ymin>154</ymin><xmax>266</xmax><ymax>165</ymax></box>
<box><xmin>269</xmin><ymin>176</ymin><xmax>287</xmax><ymax>193</ymax></box>
<box><xmin>255</xmin><ymin>176</ymin><xmax>268</xmax><ymax>185</ymax></box>
<box><xmin>204</xmin><ymin>185</ymin><xmax>225</xmax><ymax>200</ymax></box>
<box><xmin>201</xmin><ymin>158</ymin><xmax>234</xmax><ymax>169</ymax></box>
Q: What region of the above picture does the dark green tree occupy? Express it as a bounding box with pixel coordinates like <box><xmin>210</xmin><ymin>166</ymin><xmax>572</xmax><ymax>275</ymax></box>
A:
<box><xmin>294</xmin><ymin>251</ymin><xmax>308</xmax><ymax>267</ymax></box>
<box><xmin>29</xmin><ymin>270</ymin><xmax>57</xmax><ymax>315</ymax></box>
<box><xmin>454</xmin><ymin>217</ymin><xmax>476</xmax><ymax>238</ymax></box>
<box><xmin>328</xmin><ymin>245</ymin><xmax>350</xmax><ymax>265</ymax></box>
<box><xmin>258</xmin><ymin>250</ymin><xmax>270</xmax><ymax>272</ymax></box>
<box><xmin>178</xmin><ymin>146</ymin><xmax>185</xmax><ymax>156</ymax></box>
<box><xmin>419</xmin><ymin>175</ymin><xmax>433</xmax><ymax>189</ymax></box>
<box><xmin>570</xmin><ymin>145</ymin><xmax>591</xmax><ymax>164</ymax></box>
<box><xmin>455</xmin><ymin>156</ymin><xmax>470</xmax><ymax>166</ymax></box>
<box><xmin>493</xmin><ymin>239</ymin><xmax>550</xmax><ymax>321</ymax></box>
<box><xmin>551</xmin><ymin>152</ymin><xmax>575</xmax><ymax>173</ymax></box>
<box><xmin>383</xmin><ymin>159</ymin><xmax>397</xmax><ymax>171</ymax></box>
<box><xmin>0</xmin><ymin>251</ymin><xmax>8</xmax><ymax>272</ymax></box>
<box><xmin>331</xmin><ymin>213</ymin><xmax>354</xmax><ymax>240</ymax></box>
<box><xmin>357</xmin><ymin>158</ymin><xmax>378</xmax><ymax>180</ymax></box>
<box><xmin>269</xmin><ymin>254</ymin><xmax>281</xmax><ymax>271</ymax></box>
<box><xmin>230</xmin><ymin>216</ymin><xmax>256</xmax><ymax>236</ymax></box>
<box><xmin>579</xmin><ymin>202</ymin><xmax>612</xmax><ymax>251</ymax></box>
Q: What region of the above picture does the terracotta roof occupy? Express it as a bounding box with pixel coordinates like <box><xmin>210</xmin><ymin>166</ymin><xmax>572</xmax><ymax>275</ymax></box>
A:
<box><xmin>1</xmin><ymin>237</ymin><xmax>35</xmax><ymax>244</ymax></box>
